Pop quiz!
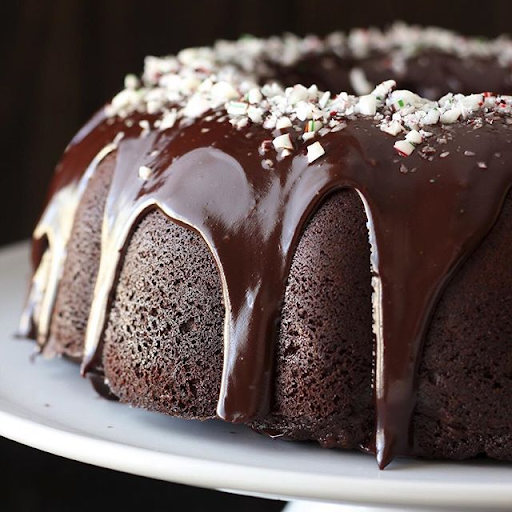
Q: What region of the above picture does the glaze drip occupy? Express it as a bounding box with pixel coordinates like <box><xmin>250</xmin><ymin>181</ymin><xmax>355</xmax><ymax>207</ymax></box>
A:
<box><xmin>19</xmin><ymin>110</ymin><xmax>120</xmax><ymax>348</ymax></box>
<box><xmin>21</xmin><ymin>105</ymin><xmax>512</xmax><ymax>468</ymax></box>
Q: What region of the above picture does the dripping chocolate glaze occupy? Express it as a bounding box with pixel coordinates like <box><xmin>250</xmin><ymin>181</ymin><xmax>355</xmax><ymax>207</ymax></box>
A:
<box><xmin>20</xmin><ymin>107</ymin><xmax>512</xmax><ymax>468</ymax></box>
<box><xmin>18</xmin><ymin>110</ymin><xmax>120</xmax><ymax>344</ymax></box>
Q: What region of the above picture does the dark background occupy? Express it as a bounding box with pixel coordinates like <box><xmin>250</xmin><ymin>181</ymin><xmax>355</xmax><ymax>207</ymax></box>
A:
<box><xmin>1</xmin><ymin>1</ymin><xmax>512</xmax><ymax>510</ymax></box>
<box><xmin>4</xmin><ymin>0</ymin><xmax>512</xmax><ymax>246</ymax></box>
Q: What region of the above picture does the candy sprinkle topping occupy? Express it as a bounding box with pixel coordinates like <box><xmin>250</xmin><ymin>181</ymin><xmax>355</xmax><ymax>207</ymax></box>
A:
<box><xmin>394</xmin><ymin>140</ymin><xmax>415</xmax><ymax>157</ymax></box>
<box><xmin>138</xmin><ymin>166</ymin><xmax>153</xmax><ymax>180</ymax></box>
<box><xmin>104</xmin><ymin>26</ymin><xmax>512</xmax><ymax>164</ymax></box>
<box><xmin>273</xmin><ymin>133</ymin><xmax>294</xmax><ymax>151</ymax></box>
<box><xmin>307</xmin><ymin>141</ymin><xmax>326</xmax><ymax>163</ymax></box>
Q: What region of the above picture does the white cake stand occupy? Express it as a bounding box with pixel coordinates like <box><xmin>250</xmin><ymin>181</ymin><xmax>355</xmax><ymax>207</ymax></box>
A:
<box><xmin>1</xmin><ymin>243</ymin><xmax>511</xmax><ymax>512</ymax></box>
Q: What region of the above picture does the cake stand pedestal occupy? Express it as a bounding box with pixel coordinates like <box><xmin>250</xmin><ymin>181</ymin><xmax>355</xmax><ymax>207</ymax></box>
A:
<box><xmin>0</xmin><ymin>243</ymin><xmax>510</xmax><ymax>512</ymax></box>
<box><xmin>283</xmin><ymin>503</ymin><xmax>420</xmax><ymax>511</ymax></box>
<box><xmin>282</xmin><ymin>502</ymin><xmax>474</xmax><ymax>511</ymax></box>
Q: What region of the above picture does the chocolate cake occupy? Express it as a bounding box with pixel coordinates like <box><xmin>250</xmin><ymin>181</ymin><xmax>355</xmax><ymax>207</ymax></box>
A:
<box><xmin>19</xmin><ymin>23</ymin><xmax>512</xmax><ymax>468</ymax></box>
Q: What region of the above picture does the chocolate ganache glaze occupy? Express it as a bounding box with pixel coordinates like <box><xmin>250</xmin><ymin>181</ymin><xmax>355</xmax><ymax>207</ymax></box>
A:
<box><xmin>19</xmin><ymin>25</ymin><xmax>512</xmax><ymax>468</ymax></box>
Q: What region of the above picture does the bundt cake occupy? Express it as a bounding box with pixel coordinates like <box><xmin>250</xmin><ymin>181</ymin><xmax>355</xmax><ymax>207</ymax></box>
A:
<box><xmin>19</xmin><ymin>23</ymin><xmax>512</xmax><ymax>468</ymax></box>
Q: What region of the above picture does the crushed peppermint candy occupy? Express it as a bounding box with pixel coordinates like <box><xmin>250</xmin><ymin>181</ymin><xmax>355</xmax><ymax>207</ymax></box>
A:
<box><xmin>138</xmin><ymin>166</ymin><xmax>153</xmax><ymax>180</ymax></box>
<box><xmin>139</xmin><ymin>119</ymin><xmax>151</xmax><ymax>137</ymax></box>
<box><xmin>394</xmin><ymin>129</ymin><xmax>424</xmax><ymax>156</ymax></box>
<box><xmin>273</xmin><ymin>133</ymin><xmax>294</xmax><ymax>150</ymax></box>
<box><xmin>349</xmin><ymin>68</ymin><xmax>373</xmax><ymax>95</ymax></box>
<box><xmin>247</xmin><ymin>106</ymin><xmax>264</xmax><ymax>123</ymax></box>
<box><xmin>307</xmin><ymin>141</ymin><xmax>326</xmax><ymax>163</ymax></box>
<box><xmin>227</xmin><ymin>101</ymin><xmax>249</xmax><ymax>116</ymax></box>
<box><xmin>405</xmin><ymin>130</ymin><xmax>423</xmax><ymax>145</ymax></box>
<box><xmin>394</xmin><ymin>140</ymin><xmax>415</xmax><ymax>157</ymax></box>
<box><xmin>305</xmin><ymin>119</ymin><xmax>322</xmax><ymax>132</ymax></box>
<box><xmin>276</xmin><ymin>116</ymin><xmax>292</xmax><ymax>129</ymax></box>
<box><xmin>357</xmin><ymin>94</ymin><xmax>377</xmax><ymax>116</ymax></box>
<box><xmin>104</xmin><ymin>26</ymin><xmax>512</xmax><ymax>164</ymax></box>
